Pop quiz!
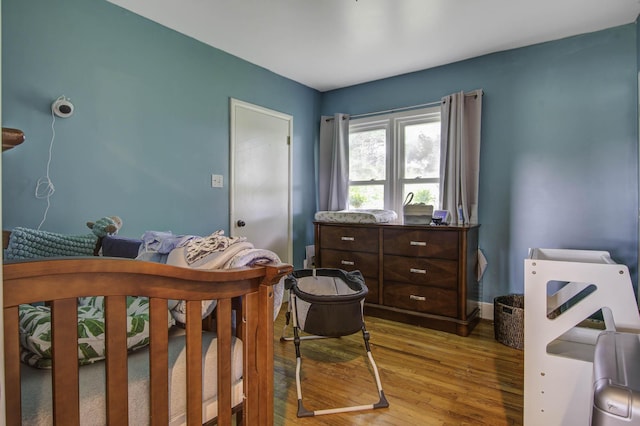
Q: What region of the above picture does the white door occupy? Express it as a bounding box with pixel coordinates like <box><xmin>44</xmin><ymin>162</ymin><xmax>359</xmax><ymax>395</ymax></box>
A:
<box><xmin>230</xmin><ymin>99</ymin><xmax>292</xmax><ymax>263</ymax></box>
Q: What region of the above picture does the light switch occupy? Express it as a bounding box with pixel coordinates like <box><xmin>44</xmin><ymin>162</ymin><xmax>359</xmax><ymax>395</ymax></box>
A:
<box><xmin>211</xmin><ymin>174</ymin><xmax>223</xmax><ymax>188</ymax></box>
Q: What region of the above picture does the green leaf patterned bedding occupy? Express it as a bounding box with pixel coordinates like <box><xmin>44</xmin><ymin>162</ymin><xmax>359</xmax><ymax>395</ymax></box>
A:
<box><xmin>19</xmin><ymin>296</ymin><xmax>172</xmax><ymax>369</ymax></box>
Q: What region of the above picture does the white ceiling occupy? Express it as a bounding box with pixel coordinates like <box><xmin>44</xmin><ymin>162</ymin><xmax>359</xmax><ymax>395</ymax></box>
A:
<box><xmin>107</xmin><ymin>0</ymin><xmax>640</xmax><ymax>92</ymax></box>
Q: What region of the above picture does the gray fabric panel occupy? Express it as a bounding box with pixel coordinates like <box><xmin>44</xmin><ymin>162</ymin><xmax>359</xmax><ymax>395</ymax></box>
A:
<box><xmin>303</xmin><ymin>302</ymin><xmax>363</xmax><ymax>337</ymax></box>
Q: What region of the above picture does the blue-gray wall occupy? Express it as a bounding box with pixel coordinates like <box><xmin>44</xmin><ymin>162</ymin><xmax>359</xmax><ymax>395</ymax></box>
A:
<box><xmin>3</xmin><ymin>0</ymin><xmax>639</xmax><ymax>304</ymax></box>
<box><xmin>322</xmin><ymin>24</ymin><xmax>639</xmax><ymax>302</ymax></box>
<box><xmin>2</xmin><ymin>0</ymin><xmax>320</xmax><ymax>268</ymax></box>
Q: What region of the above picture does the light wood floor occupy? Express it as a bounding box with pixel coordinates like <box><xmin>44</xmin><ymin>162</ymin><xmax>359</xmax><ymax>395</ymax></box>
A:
<box><xmin>273</xmin><ymin>307</ymin><xmax>524</xmax><ymax>425</ymax></box>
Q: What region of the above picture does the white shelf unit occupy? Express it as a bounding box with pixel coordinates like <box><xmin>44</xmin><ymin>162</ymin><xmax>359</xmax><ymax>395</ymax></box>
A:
<box><xmin>524</xmin><ymin>248</ymin><xmax>640</xmax><ymax>425</ymax></box>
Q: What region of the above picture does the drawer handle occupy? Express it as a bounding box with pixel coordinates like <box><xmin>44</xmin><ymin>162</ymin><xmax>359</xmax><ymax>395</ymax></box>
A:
<box><xmin>410</xmin><ymin>295</ymin><xmax>426</xmax><ymax>302</ymax></box>
<box><xmin>341</xmin><ymin>260</ymin><xmax>355</xmax><ymax>266</ymax></box>
<box><xmin>410</xmin><ymin>241</ymin><xmax>427</xmax><ymax>246</ymax></box>
<box><xmin>341</xmin><ymin>236</ymin><xmax>355</xmax><ymax>241</ymax></box>
<box><xmin>410</xmin><ymin>268</ymin><xmax>427</xmax><ymax>274</ymax></box>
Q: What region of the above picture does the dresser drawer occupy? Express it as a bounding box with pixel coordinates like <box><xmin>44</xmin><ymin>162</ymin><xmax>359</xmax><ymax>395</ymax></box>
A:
<box><xmin>363</xmin><ymin>278</ymin><xmax>379</xmax><ymax>304</ymax></box>
<box><xmin>383</xmin><ymin>282</ymin><xmax>458</xmax><ymax>317</ymax></box>
<box><xmin>383</xmin><ymin>255</ymin><xmax>457</xmax><ymax>289</ymax></box>
<box><xmin>319</xmin><ymin>226</ymin><xmax>378</xmax><ymax>253</ymax></box>
<box><xmin>320</xmin><ymin>249</ymin><xmax>378</xmax><ymax>278</ymax></box>
<box><xmin>383</xmin><ymin>229</ymin><xmax>458</xmax><ymax>259</ymax></box>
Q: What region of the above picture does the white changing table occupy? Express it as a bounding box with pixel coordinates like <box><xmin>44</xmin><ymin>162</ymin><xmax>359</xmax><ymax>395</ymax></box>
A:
<box><xmin>524</xmin><ymin>248</ymin><xmax>640</xmax><ymax>425</ymax></box>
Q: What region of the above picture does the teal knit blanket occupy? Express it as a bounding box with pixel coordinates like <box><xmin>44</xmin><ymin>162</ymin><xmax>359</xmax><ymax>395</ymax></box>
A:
<box><xmin>5</xmin><ymin>227</ymin><xmax>98</xmax><ymax>259</ymax></box>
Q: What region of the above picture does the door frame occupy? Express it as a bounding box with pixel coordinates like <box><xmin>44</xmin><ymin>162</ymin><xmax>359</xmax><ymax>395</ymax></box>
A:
<box><xmin>229</xmin><ymin>98</ymin><xmax>293</xmax><ymax>263</ymax></box>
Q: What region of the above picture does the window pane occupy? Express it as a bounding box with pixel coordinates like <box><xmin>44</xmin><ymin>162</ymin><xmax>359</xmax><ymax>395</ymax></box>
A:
<box><xmin>349</xmin><ymin>129</ymin><xmax>386</xmax><ymax>181</ymax></box>
<box><xmin>349</xmin><ymin>185</ymin><xmax>384</xmax><ymax>209</ymax></box>
<box><xmin>403</xmin><ymin>183</ymin><xmax>439</xmax><ymax>209</ymax></box>
<box><xmin>403</xmin><ymin>122</ymin><xmax>440</xmax><ymax>179</ymax></box>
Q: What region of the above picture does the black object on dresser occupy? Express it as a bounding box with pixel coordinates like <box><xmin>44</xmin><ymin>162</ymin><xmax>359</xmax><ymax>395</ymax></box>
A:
<box><xmin>314</xmin><ymin>222</ymin><xmax>480</xmax><ymax>336</ymax></box>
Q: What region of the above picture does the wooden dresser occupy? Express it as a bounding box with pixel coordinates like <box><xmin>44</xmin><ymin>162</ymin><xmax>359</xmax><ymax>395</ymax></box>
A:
<box><xmin>314</xmin><ymin>222</ymin><xmax>480</xmax><ymax>336</ymax></box>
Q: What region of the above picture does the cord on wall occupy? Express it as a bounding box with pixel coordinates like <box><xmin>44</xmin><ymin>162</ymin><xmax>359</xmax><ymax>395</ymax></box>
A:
<box><xmin>35</xmin><ymin>96</ymin><xmax>74</xmax><ymax>230</ymax></box>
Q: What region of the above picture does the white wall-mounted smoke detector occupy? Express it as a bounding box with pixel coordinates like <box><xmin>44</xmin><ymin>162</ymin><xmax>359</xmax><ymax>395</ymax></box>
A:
<box><xmin>51</xmin><ymin>96</ymin><xmax>74</xmax><ymax>118</ymax></box>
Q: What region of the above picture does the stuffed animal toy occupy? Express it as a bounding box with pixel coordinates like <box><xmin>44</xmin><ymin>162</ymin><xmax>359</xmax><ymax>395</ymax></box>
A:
<box><xmin>87</xmin><ymin>216</ymin><xmax>123</xmax><ymax>238</ymax></box>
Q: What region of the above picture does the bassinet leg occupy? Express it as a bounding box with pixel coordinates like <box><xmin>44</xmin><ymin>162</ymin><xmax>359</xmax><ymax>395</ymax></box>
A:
<box><xmin>362</xmin><ymin>326</ymin><xmax>389</xmax><ymax>409</ymax></box>
<box><xmin>294</xmin><ymin>320</ymin><xmax>315</xmax><ymax>417</ymax></box>
<box><xmin>293</xmin><ymin>324</ymin><xmax>390</xmax><ymax>417</ymax></box>
<box><xmin>280</xmin><ymin>304</ymin><xmax>292</xmax><ymax>341</ymax></box>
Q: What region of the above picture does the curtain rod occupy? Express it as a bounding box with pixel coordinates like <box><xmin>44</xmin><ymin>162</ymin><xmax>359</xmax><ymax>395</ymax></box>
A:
<box><xmin>325</xmin><ymin>90</ymin><xmax>483</xmax><ymax>121</ymax></box>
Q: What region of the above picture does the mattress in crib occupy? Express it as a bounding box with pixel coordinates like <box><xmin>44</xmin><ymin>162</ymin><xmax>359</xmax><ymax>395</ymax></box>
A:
<box><xmin>20</xmin><ymin>329</ymin><xmax>244</xmax><ymax>425</ymax></box>
<box><xmin>314</xmin><ymin>209</ymin><xmax>398</xmax><ymax>224</ymax></box>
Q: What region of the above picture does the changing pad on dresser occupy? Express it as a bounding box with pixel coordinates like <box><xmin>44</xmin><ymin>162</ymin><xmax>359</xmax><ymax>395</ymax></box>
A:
<box><xmin>314</xmin><ymin>209</ymin><xmax>398</xmax><ymax>224</ymax></box>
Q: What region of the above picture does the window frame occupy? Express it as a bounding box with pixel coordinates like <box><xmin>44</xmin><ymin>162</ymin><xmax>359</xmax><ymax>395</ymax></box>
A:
<box><xmin>348</xmin><ymin>106</ymin><xmax>441</xmax><ymax>215</ymax></box>
<box><xmin>347</xmin><ymin>118</ymin><xmax>392</xmax><ymax>209</ymax></box>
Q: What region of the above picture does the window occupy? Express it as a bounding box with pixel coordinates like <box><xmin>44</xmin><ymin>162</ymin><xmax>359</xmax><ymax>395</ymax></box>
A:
<box><xmin>348</xmin><ymin>107</ymin><xmax>441</xmax><ymax>215</ymax></box>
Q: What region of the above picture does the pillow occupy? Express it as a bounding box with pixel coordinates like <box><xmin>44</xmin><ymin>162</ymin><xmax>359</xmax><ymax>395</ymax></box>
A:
<box><xmin>19</xmin><ymin>296</ymin><xmax>168</xmax><ymax>369</ymax></box>
<box><xmin>101</xmin><ymin>235</ymin><xmax>142</xmax><ymax>259</ymax></box>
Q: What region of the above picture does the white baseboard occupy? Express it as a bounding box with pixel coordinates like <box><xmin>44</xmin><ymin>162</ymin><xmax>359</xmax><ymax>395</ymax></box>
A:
<box><xmin>480</xmin><ymin>301</ymin><xmax>494</xmax><ymax>321</ymax></box>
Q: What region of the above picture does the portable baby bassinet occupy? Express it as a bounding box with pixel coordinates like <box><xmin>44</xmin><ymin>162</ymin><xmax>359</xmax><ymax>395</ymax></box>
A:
<box><xmin>281</xmin><ymin>268</ymin><xmax>389</xmax><ymax>417</ymax></box>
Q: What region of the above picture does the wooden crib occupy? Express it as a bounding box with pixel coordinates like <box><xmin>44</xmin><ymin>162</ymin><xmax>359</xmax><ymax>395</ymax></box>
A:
<box><xmin>3</xmin><ymin>257</ymin><xmax>292</xmax><ymax>425</ymax></box>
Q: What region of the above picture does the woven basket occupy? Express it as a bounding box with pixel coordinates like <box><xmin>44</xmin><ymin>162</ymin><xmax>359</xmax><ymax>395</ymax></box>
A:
<box><xmin>494</xmin><ymin>294</ymin><xmax>524</xmax><ymax>350</ymax></box>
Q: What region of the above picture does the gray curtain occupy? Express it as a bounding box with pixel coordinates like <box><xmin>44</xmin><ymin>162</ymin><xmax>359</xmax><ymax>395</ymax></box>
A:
<box><xmin>318</xmin><ymin>113</ymin><xmax>350</xmax><ymax>211</ymax></box>
<box><xmin>440</xmin><ymin>90</ymin><xmax>483</xmax><ymax>224</ymax></box>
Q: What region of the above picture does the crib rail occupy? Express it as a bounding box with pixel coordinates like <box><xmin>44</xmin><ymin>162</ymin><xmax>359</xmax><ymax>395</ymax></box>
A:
<box><xmin>3</xmin><ymin>257</ymin><xmax>292</xmax><ymax>426</ymax></box>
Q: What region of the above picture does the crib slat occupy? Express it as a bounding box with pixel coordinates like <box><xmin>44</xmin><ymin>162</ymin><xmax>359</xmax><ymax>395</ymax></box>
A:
<box><xmin>150</xmin><ymin>297</ymin><xmax>169</xmax><ymax>426</ymax></box>
<box><xmin>257</xmin><ymin>284</ymin><xmax>275</xmax><ymax>424</ymax></box>
<box><xmin>4</xmin><ymin>306</ymin><xmax>21</xmax><ymax>426</ymax></box>
<box><xmin>105</xmin><ymin>295</ymin><xmax>128</xmax><ymax>425</ymax></box>
<box><xmin>51</xmin><ymin>298</ymin><xmax>80</xmax><ymax>426</ymax></box>
<box><xmin>217</xmin><ymin>298</ymin><xmax>232</xmax><ymax>425</ymax></box>
<box><xmin>242</xmin><ymin>291</ymin><xmax>259</xmax><ymax>426</ymax></box>
<box><xmin>241</xmin><ymin>284</ymin><xmax>274</xmax><ymax>425</ymax></box>
<box><xmin>186</xmin><ymin>300</ymin><xmax>203</xmax><ymax>425</ymax></box>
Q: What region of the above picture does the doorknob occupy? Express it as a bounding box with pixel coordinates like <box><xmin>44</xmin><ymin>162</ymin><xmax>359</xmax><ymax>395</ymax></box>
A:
<box><xmin>237</xmin><ymin>220</ymin><xmax>246</xmax><ymax>227</ymax></box>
